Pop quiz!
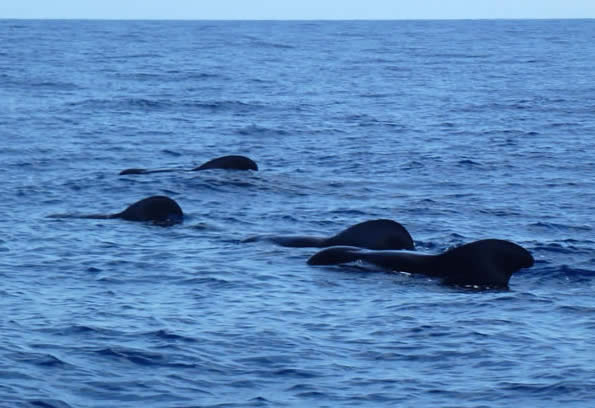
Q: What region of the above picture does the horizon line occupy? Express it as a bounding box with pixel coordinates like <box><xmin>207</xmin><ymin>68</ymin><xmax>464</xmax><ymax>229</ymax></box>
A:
<box><xmin>1</xmin><ymin>17</ymin><xmax>594</xmax><ymax>22</ymax></box>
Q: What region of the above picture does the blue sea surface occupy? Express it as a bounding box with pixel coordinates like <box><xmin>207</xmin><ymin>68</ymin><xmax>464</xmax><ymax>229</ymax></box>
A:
<box><xmin>1</xmin><ymin>19</ymin><xmax>594</xmax><ymax>407</ymax></box>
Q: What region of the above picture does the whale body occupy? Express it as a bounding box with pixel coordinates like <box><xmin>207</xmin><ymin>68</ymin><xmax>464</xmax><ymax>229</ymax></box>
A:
<box><xmin>49</xmin><ymin>196</ymin><xmax>184</xmax><ymax>226</ymax></box>
<box><xmin>111</xmin><ymin>195</ymin><xmax>183</xmax><ymax>225</ymax></box>
<box><xmin>192</xmin><ymin>155</ymin><xmax>258</xmax><ymax>171</ymax></box>
<box><xmin>245</xmin><ymin>219</ymin><xmax>415</xmax><ymax>250</ymax></box>
<box><xmin>119</xmin><ymin>155</ymin><xmax>258</xmax><ymax>175</ymax></box>
<box><xmin>307</xmin><ymin>239</ymin><xmax>534</xmax><ymax>287</ymax></box>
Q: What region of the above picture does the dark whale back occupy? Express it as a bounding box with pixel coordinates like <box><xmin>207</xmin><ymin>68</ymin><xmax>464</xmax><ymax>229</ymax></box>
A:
<box><xmin>307</xmin><ymin>239</ymin><xmax>534</xmax><ymax>287</ymax></box>
<box><xmin>325</xmin><ymin>219</ymin><xmax>414</xmax><ymax>250</ymax></box>
<box><xmin>119</xmin><ymin>155</ymin><xmax>258</xmax><ymax>175</ymax></box>
<box><xmin>193</xmin><ymin>155</ymin><xmax>258</xmax><ymax>171</ymax></box>
<box><xmin>49</xmin><ymin>195</ymin><xmax>184</xmax><ymax>226</ymax></box>
<box><xmin>435</xmin><ymin>239</ymin><xmax>534</xmax><ymax>286</ymax></box>
<box><xmin>254</xmin><ymin>219</ymin><xmax>414</xmax><ymax>250</ymax></box>
<box><xmin>119</xmin><ymin>168</ymin><xmax>162</xmax><ymax>175</ymax></box>
<box><xmin>114</xmin><ymin>196</ymin><xmax>183</xmax><ymax>226</ymax></box>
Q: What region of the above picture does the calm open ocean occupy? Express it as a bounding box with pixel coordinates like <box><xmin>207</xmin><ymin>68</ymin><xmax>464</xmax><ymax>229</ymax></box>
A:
<box><xmin>1</xmin><ymin>19</ymin><xmax>594</xmax><ymax>407</ymax></box>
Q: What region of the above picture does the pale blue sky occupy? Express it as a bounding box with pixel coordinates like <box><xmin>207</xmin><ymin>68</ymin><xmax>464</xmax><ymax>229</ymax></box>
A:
<box><xmin>2</xmin><ymin>0</ymin><xmax>594</xmax><ymax>20</ymax></box>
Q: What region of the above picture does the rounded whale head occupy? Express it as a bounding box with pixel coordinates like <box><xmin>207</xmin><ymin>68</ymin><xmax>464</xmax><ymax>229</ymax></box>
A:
<box><xmin>437</xmin><ymin>239</ymin><xmax>534</xmax><ymax>287</ymax></box>
<box><xmin>192</xmin><ymin>155</ymin><xmax>258</xmax><ymax>171</ymax></box>
<box><xmin>115</xmin><ymin>195</ymin><xmax>183</xmax><ymax>226</ymax></box>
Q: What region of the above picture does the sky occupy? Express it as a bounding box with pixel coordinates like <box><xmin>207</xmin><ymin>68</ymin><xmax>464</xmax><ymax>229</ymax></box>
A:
<box><xmin>1</xmin><ymin>0</ymin><xmax>595</xmax><ymax>20</ymax></box>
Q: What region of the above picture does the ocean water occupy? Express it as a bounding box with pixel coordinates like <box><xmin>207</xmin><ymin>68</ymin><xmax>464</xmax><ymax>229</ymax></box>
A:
<box><xmin>1</xmin><ymin>19</ymin><xmax>594</xmax><ymax>407</ymax></box>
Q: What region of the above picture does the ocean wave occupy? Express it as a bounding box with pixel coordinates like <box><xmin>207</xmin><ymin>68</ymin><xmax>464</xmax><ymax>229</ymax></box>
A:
<box><xmin>249</xmin><ymin>40</ymin><xmax>296</xmax><ymax>50</ymax></box>
<box><xmin>498</xmin><ymin>380</ymin><xmax>595</xmax><ymax>400</ymax></box>
<box><xmin>3</xmin><ymin>19</ymin><xmax>595</xmax><ymax>408</ymax></box>
<box><xmin>66</xmin><ymin>97</ymin><xmax>166</xmax><ymax>111</ymax></box>
<box><xmin>31</xmin><ymin>81</ymin><xmax>83</xmax><ymax>91</ymax></box>
<box><xmin>456</xmin><ymin>97</ymin><xmax>576</xmax><ymax>114</ymax></box>
<box><xmin>236</xmin><ymin>124</ymin><xmax>290</xmax><ymax>137</ymax></box>
<box><xmin>557</xmin><ymin>265</ymin><xmax>595</xmax><ymax>279</ymax></box>
<box><xmin>19</xmin><ymin>399</ymin><xmax>73</xmax><ymax>408</ymax></box>
<box><xmin>113</xmin><ymin>70</ymin><xmax>225</xmax><ymax>82</ymax></box>
<box><xmin>457</xmin><ymin>159</ymin><xmax>483</xmax><ymax>167</ymax></box>
<box><xmin>7</xmin><ymin>351</ymin><xmax>72</xmax><ymax>368</ymax></box>
<box><xmin>478</xmin><ymin>208</ymin><xmax>522</xmax><ymax>217</ymax></box>
<box><xmin>103</xmin><ymin>53</ymin><xmax>164</xmax><ymax>60</ymax></box>
<box><xmin>175</xmin><ymin>276</ymin><xmax>239</xmax><ymax>289</ymax></box>
<box><xmin>529</xmin><ymin>222</ymin><xmax>593</xmax><ymax>233</ymax></box>
<box><xmin>37</xmin><ymin>324</ymin><xmax>123</xmax><ymax>337</ymax></box>
<box><xmin>427</xmin><ymin>52</ymin><xmax>491</xmax><ymax>59</ymax></box>
<box><xmin>3</xmin><ymin>78</ymin><xmax>82</xmax><ymax>91</ymax></box>
<box><xmin>140</xmin><ymin>329</ymin><xmax>198</xmax><ymax>343</ymax></box>
<box><xmin>528</xmin><ymin>264</ymin><xmax>595</xmax><ymax>285</ymax></box>
<box><xmin>92</xmin><ymin>346</ymin><xmax>166</xmax><ymax>366</ymax></box>
<box><xmin>63</xmin><ymin>97</ymin><xmax>266</xmax><ymax>114</ymax></box>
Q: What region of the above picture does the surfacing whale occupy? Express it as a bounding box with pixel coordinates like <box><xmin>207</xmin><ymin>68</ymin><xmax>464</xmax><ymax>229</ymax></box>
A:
<box><xmin>119</xmin><ymin>155</ymin><xmax>258</xmax><ymax>175</ymax></box>
<box><xmin>192</xmin><ymin>155</ymin><xmax>258</xmax><ymax>171</ymax></box>
<box><xmin>48</xmin><ymin>196</ymin><xmax>183</xmax><ymax>226</ymax></box>
<box><xmin>307</xmin><ymin>239</ymin><xmax>534</xmax><ymax>288</ymax></box>
<box><xmin>244</xmin><ymin>219</ymin><xmax>415</xmax><ymax>250</ymax></box>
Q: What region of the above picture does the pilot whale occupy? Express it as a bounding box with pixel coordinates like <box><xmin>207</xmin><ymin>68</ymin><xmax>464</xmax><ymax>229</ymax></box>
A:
<box><xmin>307</xmin><ymin>239</ymin><xmax>534</xmax><ymax>287</ymax></box>
<box><xmin>244</xmin><ymin>219</ymin><xmax>415</xmax><ymax>250</ymax></box>
<box><xmin>119</xmin><ymin>155</ymin><xmax>258</xmax><ymax>175</ymax></box>
<box><xmin>48</xmin><ymin>196</ymin><xmax>183</xmax><ymax>226</ymax></box>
